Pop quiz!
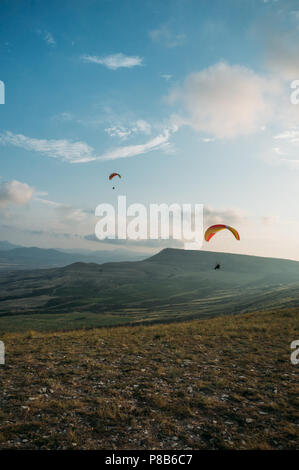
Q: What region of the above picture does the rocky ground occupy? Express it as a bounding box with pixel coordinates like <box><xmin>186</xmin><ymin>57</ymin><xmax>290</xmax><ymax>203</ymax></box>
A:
<box><xmin>0</xmin><ymin>308</ymin><xmax>298</xmax><ymax>449</ymax></box>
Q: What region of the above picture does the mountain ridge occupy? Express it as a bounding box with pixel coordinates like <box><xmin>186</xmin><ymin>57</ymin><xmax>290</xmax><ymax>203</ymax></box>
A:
<box><xmin>0</xmin><ymin>245</ymin><xmax>148</xmax><ymax>269</ymax></box>
<box><xmin>1</xmin><ymin>248</ymin><xmax>299</xmax><ymax>332</ymax></box>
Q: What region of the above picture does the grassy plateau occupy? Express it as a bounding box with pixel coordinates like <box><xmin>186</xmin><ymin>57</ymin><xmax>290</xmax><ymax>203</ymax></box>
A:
<box><xmin>0</xmin><ymin>308</ymin><xmax>298</xmax><ymax>450</ymax></box>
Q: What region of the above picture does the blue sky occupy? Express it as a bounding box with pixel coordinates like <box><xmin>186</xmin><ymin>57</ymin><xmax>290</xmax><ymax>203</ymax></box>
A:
<box><xmin>1</xmin><ymin>0</ymin><xmax>299</xmax><ymax>259</ymax></box>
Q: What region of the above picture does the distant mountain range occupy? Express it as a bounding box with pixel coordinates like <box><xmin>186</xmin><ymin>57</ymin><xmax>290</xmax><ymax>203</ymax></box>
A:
<box><xmin>1</xmin><ymin>248</ymin><xmax>299</xmax><ymax>332</ymax></box>
<box><xmin>0</xmin><ymin>241</ymin><xmax>147</xmax><ymax>269</ymax></box>
<box><xmin>0</xmin><ymin>241</ymin><xmax>21</xmax><ymax>251</ymax></box>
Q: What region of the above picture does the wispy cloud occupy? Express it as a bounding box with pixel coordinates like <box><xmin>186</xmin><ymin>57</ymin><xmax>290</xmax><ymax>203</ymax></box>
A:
<box><xmin>34</xmin><ymin>197</ymin><xmax>92</xmax><ymax>224</ymax></box>
<box><xmin>149</xmin><ymin>25</ymin><xmax>186</xmax><ymax>48</ymax></box>
<box><xmin>161</xmin><ymin>74</ymin><xmax>173</xmax><ymax>81</ymax></box>
<box><xmin>37</xmin><ymin>29</ymin><xmax>56</xmax><ymax>46</ymax></box>
<box><xmin>271</xmin><ymin>128</ymin><xmax>299</xmax><ymax>168</ymax></box>
<box><xmin>55</xmin><ymin>205</ymin><xmax>90</xmax><ymax>224</ymax></box>
<box><xmin>105</xmin><ymin>126</ymin><xmax>132</xmax><ymax>140</ymax></box>
<box><xmin>0</xmin><ymin>126</ymin><xmax>177</xmax><ymax>163</ymax></box>
<box><xmin>34</xmin><ymin>197</ymin><xmax>62</xmax><ymax>207</ymax></box>
<box><xmin>274</xmin><ymin>130</ymin><xmax>299</xmax><ymax>143</ymax></box>
<box><xmin>81</xmin><ymin>53</ymin><xmax>143</xmax><ymax>70</ymax></box>
<box><xmin>0</xmin><ymin>131</ymin><xmax>96</xmax><ymax>163</ymax></box>
<box><xmin>97</xmin><ymin>127</ymin><xmax>177</xmax><ymax>161</ymax></box>
<box><xmin>105</xmin><ymin>120</ymin><xmax>152</xmax><ymax>140</ymax></box>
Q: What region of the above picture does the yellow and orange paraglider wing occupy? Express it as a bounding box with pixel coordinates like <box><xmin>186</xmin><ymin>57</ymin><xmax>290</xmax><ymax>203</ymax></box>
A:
<box><xmin>204</xmin><ymin>224</ymin><xmax>227</xmax><ymax>241</ymax></box>
<box><xmin>204</xmin><ymin>224</ymin><xmax>240</xmax><ymax>242</ymax></box>
<box><xmin>109</xmin><ymin>172</ymin><xmax>121</xmax><ymax>181</ymax></box>
<box><xmin>226</xmin><ymin>225</ymin><xmax>240</xmax><ymax>240</ymax></box>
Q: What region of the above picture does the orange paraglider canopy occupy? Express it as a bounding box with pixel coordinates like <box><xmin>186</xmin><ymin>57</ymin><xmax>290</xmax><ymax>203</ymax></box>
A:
<box><xmin>204</xmin><ymin>224</ymin><xmax>240</xmax><ymax>242</ymax></box>
<box><xmin>109</xmin><ymin>172</ymin><xmax>121</xmax><ymax>180</ymax></box>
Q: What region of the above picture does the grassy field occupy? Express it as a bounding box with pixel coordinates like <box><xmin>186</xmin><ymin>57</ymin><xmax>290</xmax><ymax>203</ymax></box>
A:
<box><xmin>0</xmin><ymin>308</ymin><xmax>298</xmax><ymax>450</ymax></box>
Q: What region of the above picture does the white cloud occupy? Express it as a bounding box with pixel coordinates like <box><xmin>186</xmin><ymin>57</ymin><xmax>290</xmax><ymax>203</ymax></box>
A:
<box><xmin>149</xmin><ymin>25</ymin><xmax>186</xmax><ymax>48</ymax></box>
<box><xmin>107</xmin><ymin>120</ymin><xmax>152</xmax><ymax>141</ymax></box>
<box><xmin>0</xmin><ymin>131</ymin><xmax>96</xmax><ymax>163</ymax></box>
<box><xmin>264</xmin><ymin>140</ymin><xmax>299</xmax><ymax>169</ymax></box>
<box><xmin>44</xmin><ymin>31</ymin><xmax>56</xmax><ymax>46</ymax></box>
<box><xmin>0</xmin><ymin>180</ymin><xmax>34</xmax><ymax>209</ymax></box>
<box><xmin>1</xmin><ymin>126</ymin><xmax>175</xmax><ymax>163</ymax></box>
<box><xmin>35</xmin><ymin>197</ymin><xmax>92</xmax><ymax>226</ymax></box>
<box><xmin>198</xmin><ymin>137</ymin><xmax>215</xmax><ymax>143</ymax></box>
<box><xmin>204</xmin><ymin>206</ymin><xmax>246</xmax><ymax>227</ymax></box>
<box><xmin>55</xmin><ymin>205</ymin><xmax>89</xmax><ymax>224</ymax></box>
<box><xmin>134</xmin><ymin>120</ymin><xmax>152</xmax><ymax>135</ymax></box>
<box><xmin>34</xmin><ymin>197</ymin><xmax>62</xmax><ymax>207</ymax></box>
<box><xmin>37</xmin><ymin>29</ymin><xmax>56</xmax><ymax>46</ymax></box>
<box><xmin>105</xmin><ymin>126</ymin><xmax>132</xmax><ymax>139</ymax></box>
<box><xmin>161</xmin><ymin>74</ymin><xmax>173</xmax><ymax>81</ymax></box>
<box><xmin>81</xmin><ymin>53</ymin><xmax>143</xmax><ymax>70</ymax></box>
<box><xmin>97</xmin><ymin>127</ymin><xmax>177</xmax><ymax>160</ymax></box>
<box><xmin>270</xmin><ymin>128</ymin><xmax>299</xmax><ymax>168</ymax></box>
<box><xmin>34</xmin><ymin>190</ymin><xmax>48</xmax><ymax>197</ymax></box>
<box><xmin>274</xmin><ymin>130</ymin><xmax>299</xmax><ymax>143</ymax></box>
<box><xmin>168</xmin><ymin>62</ymin><xmax>279</xmax><ymax>139</ymax></box>
<box><xmin>105</xmin><ymin>120</ymin><xmax>152</xmax><ymax>140</ymax></box>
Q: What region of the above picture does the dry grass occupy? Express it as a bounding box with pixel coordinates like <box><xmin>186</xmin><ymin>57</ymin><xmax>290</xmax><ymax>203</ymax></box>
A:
<box><xmin>0</xmin><ymin>308</ymin><xmax>298</xmax><ymax>450</ymax></box>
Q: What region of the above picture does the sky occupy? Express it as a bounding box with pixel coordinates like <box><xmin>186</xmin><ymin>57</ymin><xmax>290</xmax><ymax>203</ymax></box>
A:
<box><xmin>1</xmin><ymin>0</ymin><xmax>299</xmax><ymax>259</ymax></box>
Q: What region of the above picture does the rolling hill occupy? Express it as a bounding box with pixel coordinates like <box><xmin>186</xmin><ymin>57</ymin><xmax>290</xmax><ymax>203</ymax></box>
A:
<box><xmin>0</xmin><ymin>248</ymin><xmax>299</xmax><ymax>332</ymax></box>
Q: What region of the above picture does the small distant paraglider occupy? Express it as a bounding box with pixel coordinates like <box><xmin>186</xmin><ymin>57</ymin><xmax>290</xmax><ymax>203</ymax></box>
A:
<box><xmin>204</xmin><ymin>224</ymin><xmax>240</xmax><ymax>242</ymax></box>
<box><xmin>109</xmin><ymin>172</ymin><xmax>121</xmax><ymax>190</ymax></box>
